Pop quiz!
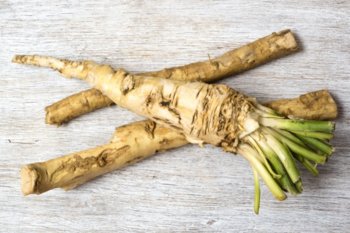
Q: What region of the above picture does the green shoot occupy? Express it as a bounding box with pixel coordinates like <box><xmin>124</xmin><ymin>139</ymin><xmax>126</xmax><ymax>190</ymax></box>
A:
<box><xmin>260</xmin><ymin>118</ymin><xmax>335</xmax><ymax>133</ymax></box>
<box><xmin>253</xmin><ymin>168</ymin><xmax>260</xmax><ymax>215</ymax></box>
<box><xmin>238</xmin><ymin>144</ymin><xmax>287</xmax><ymax>201</ymax></box>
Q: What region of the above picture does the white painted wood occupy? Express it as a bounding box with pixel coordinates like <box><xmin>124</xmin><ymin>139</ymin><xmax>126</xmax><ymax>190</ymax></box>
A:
<box><xmin>0</xmin><ymin>0</ymin><xmax>349</xmax><ymax>232</ymax></box>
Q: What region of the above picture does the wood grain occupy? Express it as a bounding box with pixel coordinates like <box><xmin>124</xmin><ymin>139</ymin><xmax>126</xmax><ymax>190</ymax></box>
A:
<box><xmin>0</xmin><ymin>0</ymin><xmax>349</xmax><ymax>232</ymax></box>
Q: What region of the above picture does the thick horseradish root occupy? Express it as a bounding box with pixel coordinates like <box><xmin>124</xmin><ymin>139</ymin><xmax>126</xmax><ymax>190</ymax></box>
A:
<box><xmin>14</xmin><ymin>55</ymin><xmax>336</xmax><ymax>214</ymax></box>
<box><xmin>20</xmin><ymin>91</ymin><xmax>336</xmax><ymax>196</ymax></box>
<box><xmin>45</xmin><ymin>29</ymin><xmax>298</xmax><ymax>125</ymax></box>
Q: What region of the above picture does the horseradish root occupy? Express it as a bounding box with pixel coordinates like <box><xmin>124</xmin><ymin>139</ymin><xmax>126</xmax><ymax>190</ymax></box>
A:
<box><xmin>46</xmin><ymin>88</ymin><xmax>337</xmax><ymax>125</ymax></box>
<box><xmin>266</xmin><ymin>89</ymin><xmax>337</xmax><ymax>120</ymax></box>
<box><xmin>45</xmin><ymin>29</ymin><xmax>298</xmax><ymax>125</ymax></box>
<box><xmin>14</xmin><ymin>55</ymin><xmax>335</xmax><ymax>214</ymax></box>
<box><xmin>21</xmin><ymin>91</ymin><xmax>336</xmax><ymax>196</ymax></box>
<box><xmin>21</xmin><ymin>121</ymin><xmax>187</xmax><ymax>195</ymax></box>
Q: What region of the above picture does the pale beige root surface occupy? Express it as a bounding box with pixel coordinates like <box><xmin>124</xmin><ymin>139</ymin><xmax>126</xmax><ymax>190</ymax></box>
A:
<box><xmin>12</xmin><ymin>55</ymin><xmax>336</xmax><ymax>152</ymax></box>
<box><xmin>87</xmin><ymin>67</ymin><xmax>253</xmax><ymax>151</ymax></box>
<box><xmin>22</xmin><ymin>90</ymin><xmax>338</xmax><ymax>195</ymax></box>
<box><xmin>266</xmin><ymin>90</ymin><xmax>338</xmax><ymax>120</ymax></box>
<box><xmin>12</xmin><ymin>55</ymin><xmax>253</xmax><ymax>150</ymax></box>
<box><xmin>14</xmin><ymin>55</ymin><xmax>338</xmax><ymax>196</ymax></box>
<box><xmin>45</xmin><ymin>88</ymin><xmax>113</xmax><ymax>125</ymax></box>
<box><xmin>21</xmin><ymin>120</ymin><xmax>187</xmax><ymax>195</ymax></box>
<box><xmin>45</xmin><ymin>29</ymin><xmax>298</xmax><ymax>125</ymax></box>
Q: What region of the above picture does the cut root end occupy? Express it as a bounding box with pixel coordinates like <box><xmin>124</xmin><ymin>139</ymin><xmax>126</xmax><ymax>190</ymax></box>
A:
<box><xmin>20</xmin><ymin>165</ymin><xmax>38</xmax><ymax>196</ymax></box>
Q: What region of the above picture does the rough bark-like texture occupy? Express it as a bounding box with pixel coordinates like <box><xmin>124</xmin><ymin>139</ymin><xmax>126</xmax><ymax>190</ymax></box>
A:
<box><xmin>21</xmin><ymin>90</ymin><xmax>338</xmax><ymax>195</ymax></box>
<box><xmin>21</xmin><ymin>120</ymin><xmax>187</xmax><ymax>195</ymax></box>
<box><xmin>13</xmin><ymin>55</ymin><xmax>256</xmax><ymax>151</ymax></box>
<box><xmin>45</xmin><ymin>30</ymin><xmax>298</xmax><ymax>125</ymax></box>
<box><xmin>266</xmin><ymin>90</ymin><xmax>338</xmax><ymax>120</ymax></box>
<box><xmin>45</xmin><ymin>88</ymin><xmax>113</xmax><ymax>125</ymax></box>
<box><xmin>143</xmin><ymin>29</ymin><xmax>297</xmax><ymax>82</ymax></box>
<box><xmin>13</xmin><ymin>55</ymin><xmax>337</xmax><ymax>153</ymax></box>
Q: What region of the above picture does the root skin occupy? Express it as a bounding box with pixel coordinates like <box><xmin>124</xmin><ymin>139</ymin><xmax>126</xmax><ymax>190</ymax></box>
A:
<box><xmin>14</xmin><ymin>55</ymin><xmax>338</xmax><ymax>196</ymax></box>
<box><xmin>44</xmin><ymin>29</ymin><xmax>298</xmax><ymax>125</ymax></box>
<box><xmin>13</xmin><ymin>32</ymin><xmax>338</xmax><ymax>197</ymax></box>
<box><xmin>45</xmin><ymin>88</ymin><xmax>113</xmax><ymax>125</ymax></box>
<box><xmin>13</xmin><ymin>54</ymin><xmax>253</xmax><ymax>150</ymax></box>
<box><xmin>21</xmin><ymin>121</ymin><xmax>187</xmax><ymax>195</ymax></box>
<box><xmin>266</xmin><ymin>90</ymin><xmax>338</xmax><ymax>120</ymax></box>
<box><xmin>21</xmin><ymin>89</ymin><xmax>336</xmax><ymax>195</ymax></box>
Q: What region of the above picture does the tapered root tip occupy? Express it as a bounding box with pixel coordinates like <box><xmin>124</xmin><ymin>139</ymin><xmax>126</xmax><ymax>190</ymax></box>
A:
<box><xmin>20</xmin><ymin>165</ymin><xmax>38</xmax><ymax>195</ymax></box>
<box><xmin>12</xmin><ymin>55</ymin><xmax>22</xmax><ymax>63</ymax></box>
<box><xmin>44</xmin><ymin>107</ymin><xmax>61</xmax><ymax>126</ymax></box>
<box><xmin>12</xmin><ymin>55</ymin><xmax>30</xmax><ymax>64</ymax></box>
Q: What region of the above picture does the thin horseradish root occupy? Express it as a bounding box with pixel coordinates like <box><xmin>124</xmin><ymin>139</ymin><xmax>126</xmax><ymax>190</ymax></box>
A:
<box><xmin>45</xmin><ymin>29</ymin><xmax>298</xmax><ymax>125</ymax></box>
<box><xmin>20</xmin><ymin>91</ymin><xmax>337</xmax><ymax>197</ymax></box>
<box><xmin>14</xmin><ymin>55</ymin><xmax>336</xmax><ymax>213</ymax></box>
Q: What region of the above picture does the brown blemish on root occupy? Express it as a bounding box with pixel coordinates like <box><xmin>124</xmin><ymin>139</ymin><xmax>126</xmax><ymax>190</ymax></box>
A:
<box><xmin>160</xmin><ymin>100</ymin><xmax>170</xmax><ymax>107</ymax></box>
<box><xmin>144</xmin><ymin>121</ymin><xmax>157</xmax><ymax>139</ymax></box>
<box><xmin>121</xmin><ymin>74</ymin><xmax>135</xmax><ymax>95</ymax></box>
<box><xmin>50</xmin><ymin>145</ymin><xmax>130</xmax><ymax>181</ymax></box>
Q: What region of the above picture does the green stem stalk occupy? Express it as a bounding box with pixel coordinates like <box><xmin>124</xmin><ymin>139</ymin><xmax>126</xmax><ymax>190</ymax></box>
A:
<box><xmin>261</xmin><ymin>129</ymin><xmax>301</xmax><ymax>184</ymax></box>
<box><xmin>253</xmin><ymin>168</ymin><xmax>260</xmax><ymax>215</ymax></box>
<box><xmin>273</xmin><ymin>129</ymin><xmax>320</xmax><ymax>175</ymax></box>
<box><xmin>238</xmin><ymin>144</ymin><xmax>287</xmax><ymax>201</ymax></box>
<box><xmin>267</xmin><ymin>128</ymin><xmax>326</xmax><ymax>164</ymax></box>
<box><xmin>297</xmin><ymin>136</ymin><xmax>334</xmax><ymax>156</ymax></box>
<box><xmin>260</xmin><ymin>118</ymin><xmax>335</xmax><ymax>133</ymax></box>
<box><xmin>290</xmin><ymin>130</ymin><xmax>333</xmax><ymax>140</ymax></box>
<box><xmin>251</xmin><ymin>134</ymin><xmax>299</xmax><ymax>195</ymax></box>
<box><xmin>293</xmin><ymin>154</ymin><xmax>319</xmax><ymax>176</ymax></box>
<box><xmin>247</xmin><ymin>136</ymin><xmax>281</xmax><ymax>179</ymax></box>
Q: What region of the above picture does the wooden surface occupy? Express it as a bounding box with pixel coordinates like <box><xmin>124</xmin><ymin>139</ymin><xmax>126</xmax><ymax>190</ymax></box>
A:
<box><xmin>1</xmin><ymin>1</ymin><xmax>349</xmax><ymax>232</ymax></box>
